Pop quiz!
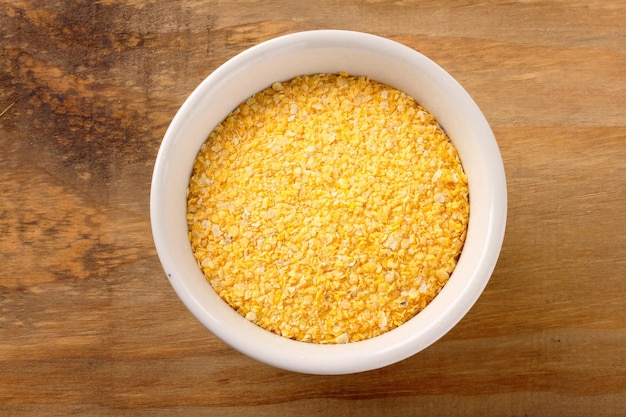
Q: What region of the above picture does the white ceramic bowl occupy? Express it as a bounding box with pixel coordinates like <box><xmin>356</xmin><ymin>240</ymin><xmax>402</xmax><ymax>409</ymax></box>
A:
<box><xmin>151</xmin><ymin>30</ymin><xmax>506</xmax><ymax>375</ymax></box>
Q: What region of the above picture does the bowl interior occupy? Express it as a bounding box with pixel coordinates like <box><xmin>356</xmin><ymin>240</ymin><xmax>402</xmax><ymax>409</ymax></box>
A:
<box><xmin>150</xmin><ymin>30</ymin><xmax>506</xmax><ymax>374</ymax></box>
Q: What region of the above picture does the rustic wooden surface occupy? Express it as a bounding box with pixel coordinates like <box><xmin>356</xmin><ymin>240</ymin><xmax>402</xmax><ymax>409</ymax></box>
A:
<box><xmin>1</xmin><ymin>1</ymin><xmax>625</xmax><ymax>415</ymax></box>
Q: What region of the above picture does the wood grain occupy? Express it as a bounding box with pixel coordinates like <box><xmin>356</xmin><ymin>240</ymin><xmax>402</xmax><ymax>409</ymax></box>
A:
<box><xmin>1</xmin><ymin>1</ymin><xmax>625</xmax><ymax>416</ymax></box>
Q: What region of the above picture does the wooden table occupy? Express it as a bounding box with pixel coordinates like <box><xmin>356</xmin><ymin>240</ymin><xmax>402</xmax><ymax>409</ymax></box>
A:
<box><xmin>1</xmin><ymin>1</ymin><xmax>624</xmax><ymax>415</ymax></box>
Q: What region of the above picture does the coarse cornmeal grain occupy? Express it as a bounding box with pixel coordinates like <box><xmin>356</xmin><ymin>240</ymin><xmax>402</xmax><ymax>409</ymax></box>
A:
<box><xmin>186</xmin><ymin>73</ymin><xmax>469</xmax><ymax>344</ymax></box>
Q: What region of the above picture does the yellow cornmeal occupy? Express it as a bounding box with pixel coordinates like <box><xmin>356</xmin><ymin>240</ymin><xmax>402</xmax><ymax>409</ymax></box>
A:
<box><xmin>186</xmin><ymin>73</ymin><xmax>469</xmax><ymax>344</ymax></box>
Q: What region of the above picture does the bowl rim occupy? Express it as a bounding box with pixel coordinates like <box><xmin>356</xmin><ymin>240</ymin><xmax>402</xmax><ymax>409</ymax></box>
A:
<box><xmin>151</xmin><ymin>29</ymin><xmax>507</xmax><ymax>375</ymax></box>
